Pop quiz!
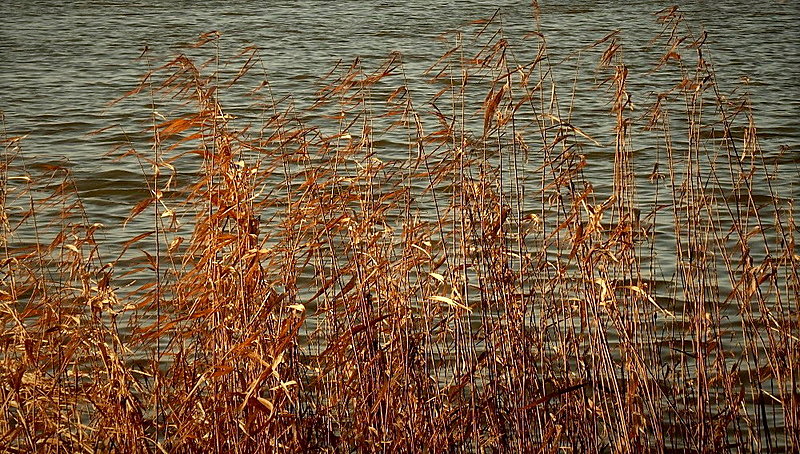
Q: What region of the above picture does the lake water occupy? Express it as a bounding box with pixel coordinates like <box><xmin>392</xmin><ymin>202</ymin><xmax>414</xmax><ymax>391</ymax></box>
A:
<box><xmin>1</xmin><ymin>0</ymin><xmax>799</xmax><ymax>450</ymax></box>
<box><xmin>2</xmin><ymin>1</ymin><xmax>798</xmax><ymax>193</ymax></box>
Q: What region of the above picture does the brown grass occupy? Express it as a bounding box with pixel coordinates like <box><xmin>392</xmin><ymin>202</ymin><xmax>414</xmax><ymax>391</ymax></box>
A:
<box><xmin>1</xmin><ymin>7</ymin><xmax>797</xmax><ymax>453</ymax></box>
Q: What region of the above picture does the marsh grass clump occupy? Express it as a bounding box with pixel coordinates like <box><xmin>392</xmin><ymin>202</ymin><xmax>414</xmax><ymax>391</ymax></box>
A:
<box><xmin>1</xmin><ymin>7</ymin><xmax>798</xmax><ymax>453</ymax></box>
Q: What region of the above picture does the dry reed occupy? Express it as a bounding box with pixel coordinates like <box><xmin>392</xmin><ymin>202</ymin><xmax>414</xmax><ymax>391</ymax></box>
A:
<box><xmin>1</xmin><ymin>7</ymin><xmax>797</xmax><ymax>453</ymax></box>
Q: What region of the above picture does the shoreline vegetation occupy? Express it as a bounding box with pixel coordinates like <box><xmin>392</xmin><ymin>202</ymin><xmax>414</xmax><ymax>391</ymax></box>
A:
<box><xmin>1</xmin><ymin>6</ymin><xmax>798</xmax><ymax>453</ymax></box>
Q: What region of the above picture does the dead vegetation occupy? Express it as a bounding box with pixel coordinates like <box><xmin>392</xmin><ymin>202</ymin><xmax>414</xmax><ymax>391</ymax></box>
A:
<box><xmin>1</xmin><ymin>7</ymin><xmax>797</xmax><ymax>453</ymax></box>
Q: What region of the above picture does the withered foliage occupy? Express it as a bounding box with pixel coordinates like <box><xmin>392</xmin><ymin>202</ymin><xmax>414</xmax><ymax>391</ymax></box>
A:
<box><xmin>1</xmin><ymin>7</ymin><xmax>797</xmax><ymax>453</ymax></box>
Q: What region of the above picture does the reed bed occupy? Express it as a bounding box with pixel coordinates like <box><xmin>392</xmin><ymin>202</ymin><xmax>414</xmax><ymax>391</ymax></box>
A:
<box><xmin>1</xmin><ymin>7</ymin><xmax>797</xmax><ymax>453</ymax></box>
